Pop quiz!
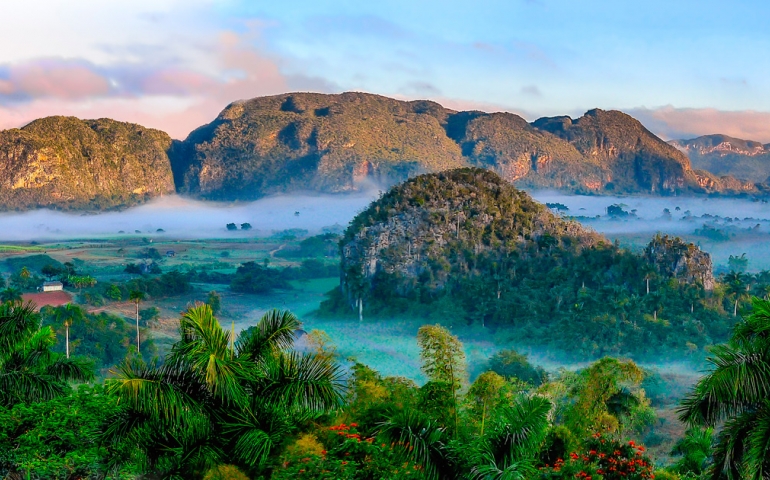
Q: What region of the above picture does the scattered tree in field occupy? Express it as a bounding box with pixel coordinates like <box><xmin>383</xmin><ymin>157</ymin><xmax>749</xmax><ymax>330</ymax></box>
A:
<box><xmin>139</xmin><ymin>307</ymin><xmax>160</xmax><ymax>326</ymax></box>
<box><xmin>226</xmin><ymin>223</ymin><xmax>237</xmax><ymax>231</ymax></box>
<box><xmin>128</xmin><ymin>290</ymin><xmax>145</xmax><ymax>353</ymax></box>
<box><xmin>206</xmin><ymin>290</ymin><xmax>222</xmax><ymax>315</ymax></box>
<box><xmin>240</xmin><ymin>223</ymin><xmax>252</xmax><ymax>230</ymax></box>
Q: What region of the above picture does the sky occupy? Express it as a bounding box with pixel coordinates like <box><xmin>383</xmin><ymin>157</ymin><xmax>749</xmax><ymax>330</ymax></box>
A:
<box><xmin>0</xmin><ymin>0</ymin><xmax>768</xmax><ymax>141</ymax></box>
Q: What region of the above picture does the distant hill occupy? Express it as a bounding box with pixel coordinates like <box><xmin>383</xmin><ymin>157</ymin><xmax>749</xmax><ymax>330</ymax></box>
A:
<box><xmin>0</xmin><ymin>93</ymin><xmax>764</xmax><ymax>211</ymax></box>
<box><xmin>0</xmin><ymin>116</ymin><xmax>175</xmax><ymax>211</ymax></box>
<box><xmin>172</xmin><ymin>92</ymin><xmax>757</xmax><ymax>200</ymax></box>
<box><xmin>670</xmin><ymin>134</ymin><xmax>770</xmax><ymax>183</ymax></box>
<box><xmin>170</xmin><ymin>92</ymin><xmax>466</xmax><ymax>200</ymax></box>
<box><xmin>323</xmin><ymin>168</ymin><xmax>724</xmax><ymax>360</ymax></box>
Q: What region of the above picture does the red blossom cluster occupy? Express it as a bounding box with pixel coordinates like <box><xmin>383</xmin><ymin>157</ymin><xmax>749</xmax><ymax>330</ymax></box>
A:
<box><xmin>540</xmin><ymin>434</ymin><xmax>654</xmax><ymax>480</ymax></box>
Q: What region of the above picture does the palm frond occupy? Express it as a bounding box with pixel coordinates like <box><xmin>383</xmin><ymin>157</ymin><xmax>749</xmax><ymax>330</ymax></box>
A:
<box><xmin>486</xmin><ymin>395</ymin><xmax>552</xmax><ymax>465</ymax></box>
<box><xmin>0</xmin><ymin>301</ymin><xmax>40</xmax><ymax>354</ymax></box>
<box><xmin>378</xmin><ymin>408</ymin><xmax>450</xmax><ymax>480</ymax></box>
<box><xmin>168</xmin><ymin>304</ymin><xmax>249</xmax><ymax>403</ymax></box>
<box><xmin>470</xmin><ymin>451</ymin><xmax>538</xmax><ymax>480</ymax></box>
<box><xmin>107</xmin><ymin>359</ymin><xmax>204</xmax><ymax>425</ymax></box>
<box><xmin>711</xmin><ymin>410</ymin><xmax>756</xmax><ymax>480</ymax></box>
<box><xmin>256</xmin><ymin>351</ymin><xmax>345</xmax><ymax>413</ymax></box>
<box><xmin>678</xmin><ymin>340</ymin><xmax>770</xmax><ymax>426</ymax></box>
<box><xmin>235</xmin><ymin>309</ymin><xmax>300</xmax><ymax>360</ymax></box>
<box><xmin>45</xmin><ymin>354</ymin><xmax>95</xmax><ymax>383</ymax></box>
<box><xmin>744</xmin><ymin>400</ymin><xmax>770</xmax><ymax>480</ymax></box>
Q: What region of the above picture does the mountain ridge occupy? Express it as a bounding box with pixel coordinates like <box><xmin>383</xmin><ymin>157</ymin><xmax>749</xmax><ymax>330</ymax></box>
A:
<box><xmin>0</xmin><ymin>92</ymin><xmax>765</xmax><ymax>211</ymax></box>
<box><xmin>670</xmin><ymin>134</ymin><xmax>770</xmax><ymax>183</ymax></box>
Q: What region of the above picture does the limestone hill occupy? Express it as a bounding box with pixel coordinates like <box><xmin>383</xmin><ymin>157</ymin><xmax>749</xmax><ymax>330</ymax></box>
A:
<box><xmin>0</xmin><ymin>116</ymin><xmax>175</xmax><ymax>210</ymax></box>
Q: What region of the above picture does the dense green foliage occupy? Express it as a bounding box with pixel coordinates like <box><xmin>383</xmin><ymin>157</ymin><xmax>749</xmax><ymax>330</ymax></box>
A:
<box><xmin>102</xmin><ymin>306</ymin><xmax>345</xmax><ymax>478</ymax></box>
<box><xmin>5</xmin><ymin>298</ymin><xmax>770</xmax><ymax>479</ymax></box>
<box><xmin>0</xmin><ymin>301</ymin><xmax>93</xmax><ymax>408</ymax></box>
<box><xmin>0</xmin><ymin>385</ymin><xmax>132</xmax><ymax>479</ymax></box>
<box><xmin>679</xmin><ymin>297</ymin><xmax>770</xmax><ymax>479</ymax></box>
<box><xmin>0</xmin><ymin>116</ymin><xmax>175</xmax><ymax>211</ymax></box>
<box><xmin>39</xmin><ymin>304</ymin><xmax>156</xmax><ymax>371</ymax></box>
<box><xmin>331</xmin><ymin>168</ymin><xmax>734</xmax><ymax>360</ymax></box>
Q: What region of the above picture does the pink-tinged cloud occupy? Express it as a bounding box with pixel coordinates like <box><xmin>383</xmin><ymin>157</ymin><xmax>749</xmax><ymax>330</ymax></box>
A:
<box><xmin>0</xmin><ymin>29</ymin><xmax>305</xmax><ymax>139</ymax></box>
<box><xmin>629</xmin><ymin>106</ymin><xmax>770</xmax><ymax>143</ymax></box>
<box><xmin>3</xmin><ymin>60</ymin><xmax>111</xmax><ymax>99</ymax></box>
<box><xmin>140</xmin><ymin>69</ymin><xmax>219</xmax><ymax>96</ymax></box>
<box><xmin>213</xmin><ymin>31</ymin><xmax>289</xmax><ymax>102</ymax></box>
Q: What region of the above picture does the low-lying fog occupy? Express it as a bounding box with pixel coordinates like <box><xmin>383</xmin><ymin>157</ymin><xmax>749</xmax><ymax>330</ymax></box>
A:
<box><xmin>529</xmin><ymin>191</ymin><xmax>770</xmax><ymax>271</ymax></box>
<box><xmin>2</xmin><ymin>189</ymin><xmax>769</xmax><ymax>271</ymax></box>
<box><xmin>0</xmin><ymin>192</ymin><xmax>378</xmax><ymax>241</ymax></box>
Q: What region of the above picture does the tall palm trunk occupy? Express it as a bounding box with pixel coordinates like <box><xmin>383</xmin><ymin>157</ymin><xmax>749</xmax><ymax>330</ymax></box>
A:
<box><xmin>135</xmin><ymin>300</ymin><xmax>140</xmax><ymax>354</ymax></box>
<box><xmin>65</xmin><ymin>322</ymin><xmax>70</xmax><ymax>359</ymax></box>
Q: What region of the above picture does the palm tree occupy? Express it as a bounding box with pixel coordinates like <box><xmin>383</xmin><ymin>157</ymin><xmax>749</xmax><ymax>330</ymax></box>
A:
<box><xmin>0</xmin><ymin>287</ymin><xmax>22</xmax><ymax>303</ymax></box>
<box><xmin>128</xmin><ymin>290</ymin><xmax>145</xmax><ymax>354</ymax></box>
<box><xmin>54</xmin><ymin>303</ymin><xmax>82</xmax><ymax>359</ymax></box>
<box><xmin>0</xmin><ymin>301</ymin><xmax>93</xmax><ymax>407</ymax></box>
<box><xmin>102</xmin><ymin>305</ymin><xmax>345</xmax><ymax>477</ymax></box>
<box><xmin>378</xmin><ymin>395</ymin><xmax>551</xmax><ymax>480</ymax></box>
<box><xmin>678</xmin><ymin>297</ymin><xmax>770</xmax><ymax>479</ymax></box>
<box><xmin>723</xmin><ymin>271</ymin><xmax>748</xmax><ymax>316</ymax></box>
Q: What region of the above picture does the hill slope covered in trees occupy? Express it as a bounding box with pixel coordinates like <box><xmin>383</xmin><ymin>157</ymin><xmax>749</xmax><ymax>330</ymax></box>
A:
<box><xmin>325</xmin><ymin>168</ymin><xmax>733</xmax><ymax>360</ymax></box>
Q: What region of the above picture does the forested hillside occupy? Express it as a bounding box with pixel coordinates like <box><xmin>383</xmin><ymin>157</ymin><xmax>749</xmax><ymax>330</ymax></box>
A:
<box><xmin>328</xmin><ymin>168</ymin><xmax>734</xmax><ymax>359</ymax></box>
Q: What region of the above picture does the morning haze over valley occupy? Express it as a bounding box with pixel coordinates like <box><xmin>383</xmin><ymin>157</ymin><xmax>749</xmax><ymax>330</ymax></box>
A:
<box><xmin>1</xmin><ymin>2</ymin><xmax>769</xmax><ymax>479</ymax></box>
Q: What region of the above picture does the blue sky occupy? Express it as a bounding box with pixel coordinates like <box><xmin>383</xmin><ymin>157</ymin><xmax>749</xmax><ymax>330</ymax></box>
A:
<box><xmin>0</xmin><ymin>0</ymin><xmax>768</xmax><ymax>140</ymax></box>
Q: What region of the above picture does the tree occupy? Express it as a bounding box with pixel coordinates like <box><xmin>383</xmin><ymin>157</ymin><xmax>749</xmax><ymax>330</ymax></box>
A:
<box><xmin>0</xmin><ymin>301</ymin><xmax>93</xmax><ymax>407</ymax></box>
<box><xmin>54</xmin><ymin>303</ymin><xmax>82</xmax><ymax>359</ymax></box>
<box><xmin>466</xmin><ymin>371</ymin><xmax>506</xmax><ymax>436</ymax></box>
<box><xmin>41</xmin><ymin>264</ymin><xmax>62</xmax><ymax>280</ymax></box>
<box><xmin>0</xmin><ymin>287</ymin><xmax>22</xmax><ymax>303</ymax></box>
<box><xmin>206</xmin><ymin>290</ymin><xmax>222</xmax><ymax>315</ymax></box>
<box><xmin>724</xmin><ymin>271</ymin><xmax>749</xmax><ymax>316</ymax></box>
<box><xmin>102</xmin><ymin>306</ymin><xmax>344</xmax><ymax>477</ymax></box>
<box><xmin>417</xmin><ymin>324</ymin><xmax>466</xmax><ymax>436</ymax></box>
<box><xmin>487</xmin><ymin>349</ymin><xmax>547</xmax><ymax>385</ymax></box>
<box><xmin>670</xmin><ymin>427</ymin><xmax>714</xmax><ymax>477</ymax></box>
<box><xmin>0</xmin><ymin>384</ymin><xmax>129</xmax><ymax>478</ymax></box>
<box><xmin>240</xmin><ymin>223</ymin><xmax>252</xmax><ymax>230</ymax></box>
<box><xmin>226</xmin><ymin>223</ymin><xmax>238</xmax><ymax>231</ymax></box>
<box><xmin>679</xmin><ymin>297</ymin><xmax>770</xmax><ymax>479</ymax></box>
<box><xmin>139</xmin><ymin>307</ymin><xmax>160</xmax><ymax>326</ymax></box>
<box><xmin>128</xmin><ymin>290</ymin><xmax>145</xmax><ymax>353</ymax></box>
<box><xmin>105</xmin><ymin>284</ymin><xmax>122</xmax><ymax>301</ymax></box>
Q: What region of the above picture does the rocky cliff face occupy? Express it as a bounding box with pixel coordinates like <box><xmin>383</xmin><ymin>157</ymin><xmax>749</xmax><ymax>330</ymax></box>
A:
<box><xmin>644</xmin><ymin>234</ymin><xmax>715</xmax><ymax>291</ymax></box>
<box><xmin>0</xmin><ymin>117</ymin><xmax>175</xmax><ymax>211</ymax></box>
<box><xmin>172</xmin><ymin>92</ymin><xmax>755</xmax><ymax>200</ymax></box>
<box><xmin>670</xmin><ymin>134</ymin><xmax>770</xmax><ymax>184</ymax></box>
<box><xmin>172</xmin><ymin>92</ymin><xmax>466</xmax><ymax>200</ymax></box>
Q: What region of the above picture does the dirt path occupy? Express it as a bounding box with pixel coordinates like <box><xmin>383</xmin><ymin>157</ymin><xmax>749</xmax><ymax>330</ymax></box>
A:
<box><xmin>269</xmin><ymin>243</ymin><xmax>287</xmax><ymax>258</ymax></box>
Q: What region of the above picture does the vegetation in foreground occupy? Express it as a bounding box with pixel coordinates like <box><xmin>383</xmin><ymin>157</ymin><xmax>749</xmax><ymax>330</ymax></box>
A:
<box><xmin>2</xmin><ymin>295</ymin><xmax>770</xmax><ymax>479</ymax></box>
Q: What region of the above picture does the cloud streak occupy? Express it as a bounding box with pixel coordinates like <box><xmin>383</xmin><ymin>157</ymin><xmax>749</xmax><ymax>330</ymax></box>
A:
<box><xmin>629</xmin><ymin>106</ymin><xmax>770</xmax><ymax>143</ymax></box>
